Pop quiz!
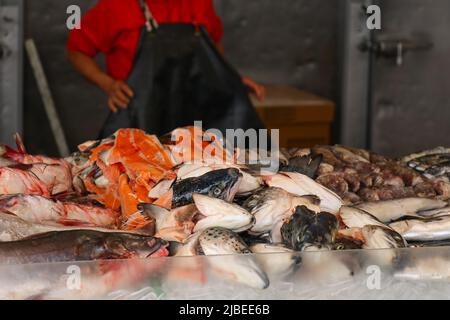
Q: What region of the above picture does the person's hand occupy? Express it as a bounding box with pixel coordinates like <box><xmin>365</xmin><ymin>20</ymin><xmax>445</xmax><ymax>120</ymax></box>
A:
<box><xmin>104</xmin><ymin>79</ymin><xmax>134</xmax><ymax>113</ymax></box>
<box><xmin>242</xmin><ymin>77</ymin><xmax>266</xmax><ymax>101</ymax></box>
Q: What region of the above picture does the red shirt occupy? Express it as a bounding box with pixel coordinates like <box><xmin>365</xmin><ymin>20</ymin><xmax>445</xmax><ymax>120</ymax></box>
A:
<box><xmin>67</xmin><ymin>0</ymin><xmax>224</xmax><ymax>80</ymax></box>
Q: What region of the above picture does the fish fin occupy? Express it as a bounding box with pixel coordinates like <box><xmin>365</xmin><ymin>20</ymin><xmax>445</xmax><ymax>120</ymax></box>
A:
<box><xmin>138</xmin><ymin>203</ymin><xmax>171</xmax><ymax>222</ymax></box>
<box><xmin>298</xmin><ymin>194</ymin><xmax>321</xmax><ymax>205</ymax></box>
<box><xmin>121</xmin><ymin>211</ymin><xmax>153</xmax><ymax>231</ymax></box>
<box><xmin>14</xmin><ymin>133</ymin><xmax>27</xmax><ymax>154</ymax></box>
<box><xmin>133</xmin><ymin>220</ymin><xmax>156</xmax><ymax>236</ymax></box>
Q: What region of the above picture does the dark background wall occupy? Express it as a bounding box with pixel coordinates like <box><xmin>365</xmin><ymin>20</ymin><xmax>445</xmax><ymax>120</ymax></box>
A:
<box><xmin>23</xmin><ymin>0</ymin><xmax>339</xmax><ymax>156</ymax></box>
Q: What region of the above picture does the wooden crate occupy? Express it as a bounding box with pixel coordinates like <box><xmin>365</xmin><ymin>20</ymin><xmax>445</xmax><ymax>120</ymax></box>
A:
<box><xmin>252</xmin><ymin>85</ymin><xmax>335</xmax><ymax>148</ymax></box>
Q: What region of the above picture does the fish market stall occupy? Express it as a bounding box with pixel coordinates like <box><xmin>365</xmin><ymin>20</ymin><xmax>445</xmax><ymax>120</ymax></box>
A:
<box><xmin>1</xmin><ymin>127</ymin><xmax>450</xmax><ymax>299</ymax></box>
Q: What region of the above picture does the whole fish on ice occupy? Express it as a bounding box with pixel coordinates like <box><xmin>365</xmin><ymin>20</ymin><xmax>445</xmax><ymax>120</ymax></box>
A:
<box><xmin>0</xmin><ymin>230</ymin><xmax>168</xmax><ymax>265</ymax></box>
<box><xmin>355</xmin><ymin>198</ymin><xmax>447</xmax><ymax>223</ymax></box>
<box><xmin>390</xmin><ymin>215</ymin><xmax>450</xmax><ymax>241</ymax></box>
<box><xmin>339</xmin><ymin>206</ymin><xmax>389</xmax><ymax>229</ymax></box>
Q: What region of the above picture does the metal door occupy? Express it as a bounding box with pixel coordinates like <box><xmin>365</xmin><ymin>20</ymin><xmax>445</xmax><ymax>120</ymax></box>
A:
<box><xmin>340</xmin><ymin>0</ymin><xmax>450</xmax><ymax>158</ymax></box>
<box><xmin>370</xmin><ymin>0</ymin><xmax>450</xmax><ymax>157</ymax></box>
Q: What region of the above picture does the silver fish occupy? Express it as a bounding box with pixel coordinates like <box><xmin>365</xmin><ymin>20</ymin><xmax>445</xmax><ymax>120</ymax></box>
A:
<box><xmin>390</xmin><ymin>215</ymin><xmax>450</xmax><ymax>241</ymax></box>
<box><xmin>339</xmin><ymin>206</ymin><xmax>389</xmax><ymax>229</ymax></box>
<box><xmin>401</xmin><ymin>147</ymin><xmax>450</xmax><ymax>164</ymax></box>
<box><xmin>355</xmin><ymin>198</ymin><xmax>447</xmax><ymax>223</ymax></box>
<box><xmin>198</xmin><ymin>227</ymin><xmax>270</xmax><ymax>289</ymax></box>
<box><xmin>417</xmin><ymin>206</ymin><xmax>450</xmax><ymax>217</ymax></box>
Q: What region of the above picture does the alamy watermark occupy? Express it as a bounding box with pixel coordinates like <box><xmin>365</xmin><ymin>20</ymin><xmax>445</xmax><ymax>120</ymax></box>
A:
<box><xmin>66</xmin><ymin>5</ymin><xmax>81</xmax><ymax>30</ymax></box>
<box><xmin>366</xmin><ymin>265</ymin><xmax>381</xmax><ymax>290</ymax></box>
<box><xmin>66</xmin><ymin>4</ymin><xmax>381</xmax><ymax>31</ymax></box>
<box><xmin>169</xmin><ymin>121</ymin><xmax>280</xmax><ymax>174</ymax></box>
<box><xmin>366</xmin><ymin>5</ymin><xmax>381</xmax><ymax>30</ymax></box>
<box><xmin>66</xmin><ymin>265</ymin><xmax>81</xmax><ymax>290</ymax></box>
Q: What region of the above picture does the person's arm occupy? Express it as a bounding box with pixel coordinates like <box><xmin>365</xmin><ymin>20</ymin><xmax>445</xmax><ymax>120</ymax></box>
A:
<box><xmin>67</xmin><ymin>51</ymin><xmax>133</xmax><ymax>113</ymax></box>
<box><xmin>242</xmin><ymin>77</ymin><xmax>266</xmax><ymax>101</ymax></box>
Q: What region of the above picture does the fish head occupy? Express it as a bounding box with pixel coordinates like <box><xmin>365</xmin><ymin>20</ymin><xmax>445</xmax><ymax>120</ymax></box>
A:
<box><xmin>199</xmin><ymin>227</ymin><xmax>269</xmax><ymax>289</ymax></box>
<box><xmin>193</xmin><ymin>194</ymin><xmax>254</xmax><ymax>233</ymax></box>
<box><xmin>281</xmin><ymin>206</ymin><xmax>339</xmax><ymax>251</ymax></box>
<box><xmin>198</xmin><ymin>227</ymin><xmax>249</xmax><ymax>255</ymax></box>
<box><xmin>300</xmin><ymin>212</ymin><xmax>339</xmax><ymax>247</ymax></box>
<box><xmin>104</xmin><ymin>234</ymin><xmax>169</xmax><ymax>259</ymax></box>
<box><xmin>172</xmin><ymin>168</ymin><xmax>242</xmax><ymax>208</ymax></box>
<box><xmin>204</xmin><ymin>168</ymin><xmax>243</xmax><ymax>201</ymax></box>
<box><xmin>281</xmin><ymin>206</ymin><xmax>311</xmax><ymax>251</ymax></box>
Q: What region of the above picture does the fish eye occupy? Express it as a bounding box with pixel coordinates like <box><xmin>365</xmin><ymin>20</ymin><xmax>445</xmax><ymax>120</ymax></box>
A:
<box><xmin>336</xmin><ymin>244</ymin><xmax>345</xmax><ymax>250</ymax></box>
<box><xmin>213</xmin><ymin>187</ymin><xmax>222</xmax><ymax>196</ymax></box>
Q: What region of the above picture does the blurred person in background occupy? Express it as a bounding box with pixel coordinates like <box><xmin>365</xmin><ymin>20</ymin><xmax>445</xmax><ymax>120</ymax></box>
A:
<box><xmin>67</xmin><ymin>0</ymin><xmax>265</xmax><ymax>138</ymax></box>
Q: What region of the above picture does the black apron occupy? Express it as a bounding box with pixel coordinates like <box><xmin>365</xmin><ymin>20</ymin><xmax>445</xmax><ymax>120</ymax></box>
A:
<box><xmin>99</xmin><ymin>0</ymin><xmax>265</xmax><ymax>139</ymax></box>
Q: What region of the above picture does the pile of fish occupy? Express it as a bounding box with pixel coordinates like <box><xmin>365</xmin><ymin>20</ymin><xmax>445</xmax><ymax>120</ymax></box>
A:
<box><xmin>2</xmin><ymin>128</ymin><xmax>450</xmax><ymax>294</ymax></box>
<box><xmin>282</xmin><ymin>145</ymin><xmax>450</xmax><ymax>204</ymax></box>
<box><xmin>401</xmin><ymin>147</ymin><xmax>450</xmax><ymax>182</ymax></box>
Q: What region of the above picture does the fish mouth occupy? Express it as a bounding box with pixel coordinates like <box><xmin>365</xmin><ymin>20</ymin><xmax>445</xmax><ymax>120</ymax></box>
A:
<box><xmin>224</xmin><ymin>174</ymin><xmax>243</xmax><ymax>202</ymax></box>
<box><xmin>143</xmin><ymin>240</ymin><xmax>168</xmax><ymax>258</ymax></box>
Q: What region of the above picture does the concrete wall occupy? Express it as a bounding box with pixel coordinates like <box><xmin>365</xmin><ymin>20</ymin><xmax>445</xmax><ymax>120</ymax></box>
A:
<box><xmin>22</xmin><ymin>0</ymin><xmax>339</xmax><ymax>155</ymax></box>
